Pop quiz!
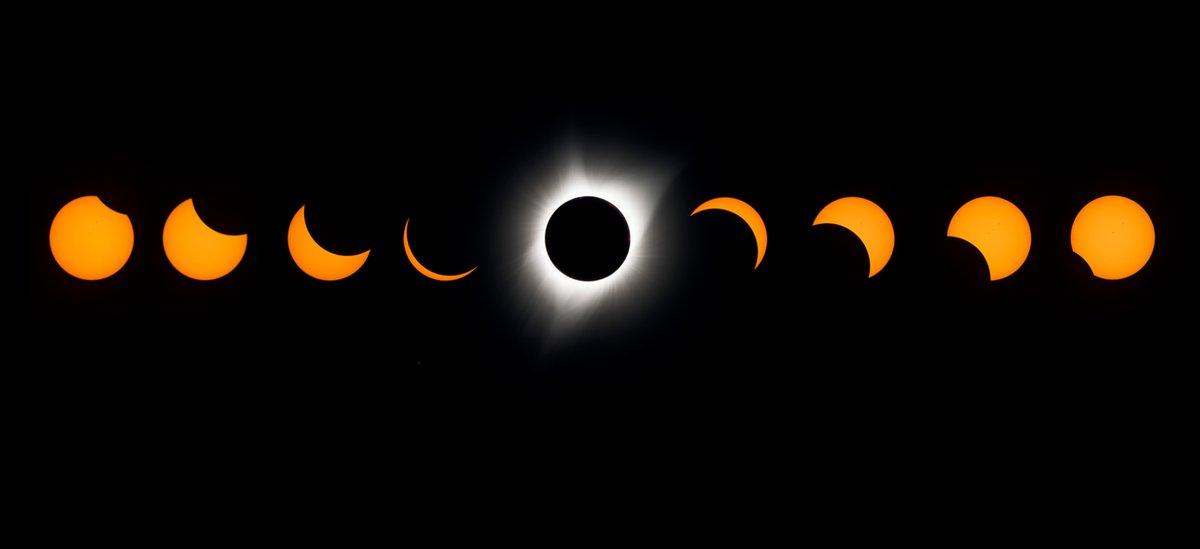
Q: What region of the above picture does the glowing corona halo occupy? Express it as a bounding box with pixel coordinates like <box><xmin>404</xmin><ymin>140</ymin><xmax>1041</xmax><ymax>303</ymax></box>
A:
<box><xmin>523</xmin><ymin>172</ymin><xmax>660</xmax><ymax>314</ymax></box>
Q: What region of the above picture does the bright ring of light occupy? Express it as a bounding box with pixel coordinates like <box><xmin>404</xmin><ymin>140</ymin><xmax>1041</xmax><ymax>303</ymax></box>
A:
<box><xmin>524</xmin><ymin>171</ymin><xmax>659</xmax><ymax>312</ymax></box>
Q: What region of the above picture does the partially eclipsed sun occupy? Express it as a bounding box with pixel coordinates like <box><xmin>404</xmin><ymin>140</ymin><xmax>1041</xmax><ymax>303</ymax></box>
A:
<box><xmin>1071</xmin><ymin>195</ymin><xmax>1154</xmax><ymax>280</ymax></box>
<box><xmin>50</xmin><ymin>195</ymin><xmax>135</xmax><ymax>281</ymax></box>
<box><xmin>403</xmin><ymin>219</ymin><xmax>476</xmax><ymax>282</ymax></box>
<box><xmin>162</xmin><ymin>198</ymin><xmax>248</xmax><ymax>281</ymax></box>
<box><xmin>947</xmin><ymin>196</ymin><xmax>1031</xmax><ymax>281</ymax></box>
<box><xmin>287</xmin><ymin>205</ymin><xmax>370</xmax><ymax>281</ymax></box>
<box><xmin>813</xmin><ymin>196</ymin><xmax>895</xmax><ymax>278</ymax></box>
<box><xmin>691</xmin><ymin>197</ymin><xmax>767</xmax><ymax>270</ymax></box>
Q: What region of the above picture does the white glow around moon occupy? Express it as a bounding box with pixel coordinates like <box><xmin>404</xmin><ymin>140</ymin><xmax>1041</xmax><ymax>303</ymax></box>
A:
<box><xmin>510</xmin><ymin>156</ymin><xmax>674</xmax><ymax>337</ymax></box>
<box><xmin>530</xmin><ymin>176</ymin><xmax>649</xmax><ymax>294</ymax></box>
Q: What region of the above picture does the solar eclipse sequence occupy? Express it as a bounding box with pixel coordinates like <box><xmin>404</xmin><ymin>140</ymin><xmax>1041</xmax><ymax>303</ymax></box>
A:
<box><xmin>13</xmin><ymin>17</ymin><xmax>1195</xmax><ymax>512</ymax></box>
<box><xmin>49</xmin><ymin>187</ymin><xmax>1154</xmax><ymax>285</ymax></box>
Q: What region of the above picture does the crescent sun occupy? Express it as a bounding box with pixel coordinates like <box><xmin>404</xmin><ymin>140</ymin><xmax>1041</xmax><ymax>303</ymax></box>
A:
<box><xmin>812</xmin><ymin>196</ymin><xmax>895</xmax><ymax>278</ymax></box>
<box><xmin>287</xmin><ymin>205</ymin><xmax>370</xmax><ymax>281</ymax></box>
<box><xmin>162</xmin><ymin>198</ymin><xmax>248</xmax><ymax>281</ymax></box>
<box><xmin>691</xmin><ymin>197</ymin><xmax>767</xmax><ymax>270</ymax></box>
<box><xmin>403</xmin><ymin>218</ymin><xmax>477</xmax><ymax>282</ymax></box>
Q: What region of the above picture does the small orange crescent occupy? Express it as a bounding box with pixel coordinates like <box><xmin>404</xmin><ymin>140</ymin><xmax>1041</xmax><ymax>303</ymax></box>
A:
<box><xmin>691</xmin><ymin>197</ymin><xmax>767</xmax><ymax>269</ymax></box>
<box><xmin>403</xmin><ymin>219</ymin><xmax>477</xmax><ymax>282</ymax></box>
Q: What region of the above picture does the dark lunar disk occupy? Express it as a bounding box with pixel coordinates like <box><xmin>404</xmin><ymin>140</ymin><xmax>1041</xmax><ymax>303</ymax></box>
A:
<box><xmin>544</xmin><ymin>196</ymin><xmax>631</xmax><ymax>281</ymax></box>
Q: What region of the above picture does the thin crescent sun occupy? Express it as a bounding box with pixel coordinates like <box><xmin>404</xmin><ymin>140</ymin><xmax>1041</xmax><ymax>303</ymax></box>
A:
<box><xmin>162</xmin><ymin>198</ymin><xmax>248</xmax><ymax>281</ymax></box>
<box><xmin>403</xmin><ymin>219</ymin><xmax>477</xmax><ymax>282</ymax></box>
<box><xmin>691</xmin><ymin>196</ymin><xmax>767</xmax><ymax>269</ymax></box>
<box><xmin>287</xmin><ymin>205</ymin><xmax>370</xmax><ymax>281</ymax></box>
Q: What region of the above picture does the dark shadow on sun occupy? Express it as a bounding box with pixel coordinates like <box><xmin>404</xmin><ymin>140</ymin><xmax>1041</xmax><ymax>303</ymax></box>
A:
<box><xmin>544</xmin><ymin>196</ymin><xmax>631</xmax><ymax>281</ymax></box>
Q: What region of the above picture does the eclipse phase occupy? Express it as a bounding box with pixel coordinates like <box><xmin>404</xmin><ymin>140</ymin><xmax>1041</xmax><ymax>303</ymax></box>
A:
<box><xmin>691</xmin><ymin>197</ymin><xmax>767</xmax><ymax>270</ymax></box>
<box><xmin>947</xmin><ymin>196</ymin><xmax>1031</xmax><ymax>281</ymax></box>
<box><xmin>544</xmin><ymin>196</ymin><xmax>630</xmax><ymax>281</ymax></box>
<box><xmin>45</xmin><ymin>188</ymin><xmax>1166</xmax><ymax>287</ymax></box>
<box><xmin>403</xmin><ymin>218</ymin><xmax>477</xmax><ymax>282</ymax></box>
<box><xmin>162</xmin><ymin>198</ymin><xmax>248</xmax><ymax>281</ymax></box>
<box><xmin>1070</xmin><ymin>195</ymin><xmax>1155</xmax><ymax>280</ymax></box>
<box><xmin>518</xmin><ymin>170</ymin><xmax>665</xmax><ymax>325</ymax></box>
<box><xmin>812</xmin><ymin>197</ymin><xmax>895</xmax><ymax>278</ymax></box>
<box><xmin>49</xmin><ymin>195</ymin><xmax>135</xmax><ymax>281</ymax></box>
<box><xmin>287</xmin><ymin>205</ymin><xmax>370</xmax><ymax>281</ymax></box>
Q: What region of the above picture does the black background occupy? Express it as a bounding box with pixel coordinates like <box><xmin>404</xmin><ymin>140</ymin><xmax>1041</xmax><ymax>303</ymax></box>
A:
<box><xmin>11</xmin><ymin>15</ymin><xmax>1194</xmax><ymax>510</ymax></box>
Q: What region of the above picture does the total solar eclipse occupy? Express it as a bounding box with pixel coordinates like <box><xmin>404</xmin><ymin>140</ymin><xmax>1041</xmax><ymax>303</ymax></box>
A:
<box><xmin>544</xmin><ymin>196</ymin><xmax>631</xmax><ymax>281</ymax></box>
